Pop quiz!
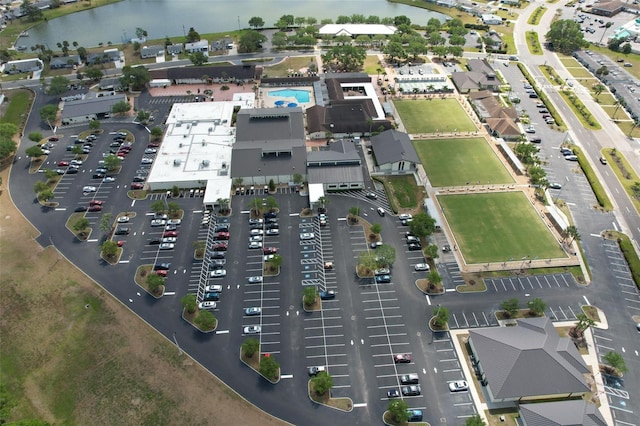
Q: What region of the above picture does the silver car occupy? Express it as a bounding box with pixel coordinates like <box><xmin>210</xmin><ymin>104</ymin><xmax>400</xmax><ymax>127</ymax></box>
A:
<box><xmin>243</xmin><ymin>325</ymin><xmax>261</xmax><ymax>334</ymax></box>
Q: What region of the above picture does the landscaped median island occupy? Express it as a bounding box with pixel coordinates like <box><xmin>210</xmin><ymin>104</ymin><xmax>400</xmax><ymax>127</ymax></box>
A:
<box><xmin>181</xmin><ymin>294</ymin><xmax>217</xmax><ymax>332</ymax></box>
<box><xmin>66</xmin><ymin>212</ymin><xmax>92</xmax><ymax>241</ymax></box>
<box><xmin>240</xmin><ymin>338</ymin><xmax>280</xmax><ymax>384</ymax></box>
<box><xmin>134</xmin><ymin>265</ymin><xmax>165</xmax><ymax>298</ymax></box>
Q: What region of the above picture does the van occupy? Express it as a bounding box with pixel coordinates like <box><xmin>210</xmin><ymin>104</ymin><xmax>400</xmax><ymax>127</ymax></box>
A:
<box><xmin>400</xmin><ymin>374</ymin><xmax>419</xmax><ymax>384</ymax></box>
<box><xmin>377</xmin><ymin>207</ymin><xmax>385</xmax><ymax>217</ymax></box>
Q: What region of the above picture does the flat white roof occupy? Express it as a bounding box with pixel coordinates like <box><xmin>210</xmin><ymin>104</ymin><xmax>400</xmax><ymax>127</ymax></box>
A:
<box><xmin>339</xmin><ymin>82</ymin><xmax>386</xmax><ymax>120</ymax></box>
<box><xmin>146</xmin><ymin>96</ymin><xmax>255</xmax><ymax>189</ymax></box>
<box><xmin>308</xmin><ymin>183</ymin><xmax>325</xmax><ymax>205</ymax></box>
<box><xmin>319</xmin><ymin>24</ymin><xmax>397</xmax><ymax>36</ymax></box>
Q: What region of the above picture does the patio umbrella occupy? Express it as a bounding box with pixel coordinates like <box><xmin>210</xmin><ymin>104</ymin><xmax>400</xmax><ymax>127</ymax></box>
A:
<box><xmin>287</xmin><ymin>103</ymin><xmax>297</xmax><ymax>107</ymax></box>
<box><xmin>274</xmin><ymin>100</ymin><xmax>285</xmax><ymax>106</ymax></box>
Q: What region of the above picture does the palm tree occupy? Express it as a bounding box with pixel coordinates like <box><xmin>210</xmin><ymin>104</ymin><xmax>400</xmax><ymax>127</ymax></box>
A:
<box><xmin>317</xmin><ymin>196</ymin><xmax>328</xmax><ymax>213</ymax></box>
<box><xmin>562</xmin><ymin>225</ymin><xmax>580</xmax><ymax>245</ymax></box>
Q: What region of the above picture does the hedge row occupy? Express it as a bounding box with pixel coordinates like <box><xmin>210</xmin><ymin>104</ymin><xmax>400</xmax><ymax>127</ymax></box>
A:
<box><xmin>571</xmin><ymin>146</ymin><xmax>613</xmax><ymax>210</ymax></box>
<box><xmin>618</xmin><ymin>233</ymin><xmax>640</xmax><ymax>288</ymax></box>
<box><xmin>516</xmin><ymin>62</ymin><xmax>566</xmax><ymax>128</ymax></box>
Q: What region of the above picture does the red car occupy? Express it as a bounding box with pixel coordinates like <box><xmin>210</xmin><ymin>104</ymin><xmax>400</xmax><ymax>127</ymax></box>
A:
<box><xmin>211</xmin><ymin>243</ymin><xmax>228</xmax><ymax>251</ymax></box>
<box><xmin>163</xmin><ymin>231</ymin><xmax>178</xmax><ymax>238</ymax></box>
<box><xmin>57</xmin><ymin>160</ymin><xmax>70</xmax><ymax>166</ymax></box>
<box><xmin>394</xmin><ymin>354</ymin><xmax>412</xmax><ymax>364</ymax></box>
<box><xmin>88</xmin><ymin>205</ymin><xmax>102</xmax><ymax>212</ymax></box>
<box><xmin>147</xmin><ymin>143</ymin><xmax>160</xmax><ymax>148</ymax></box>
<box><xmin>263</xmin><ymin>247</ymin><xmax>278</xmax><ymax>254</ymax></box>
<box><xmin>120</xmin><ymin>145</ymin><xmax>132</xmax><ymax>151</ymax></box>
<box><xmin>214</xmin><ymin>232</ymin><xmax>230</xmax><ymax>240</ymax></box>
<box><xmin>116</xmin><ymin>150</ymin><xmax>129</xmax><ymax>157</ymax></box>
<box><xmin>117</xmin><ymin>240</ymin><xmax>125</xmax><ymax>247</ymax></box>
<box><xmin>130</xmin><ymin>183</ymin><xmax>144</xmax><ymax>190</ymax></box>
<box><xmin>155</xmin><ymin>270</ymin><xmax>168</xmax><ymax>277</ymax></box>
<box><xmin>49</xmin><ymin>136</ymin><xmax>60</xmax><ymax>142</ymax></box>
<box><xmin>89</xmin><ymin>200</ymin><xmax>103</xmax><ymax>206</ymax></box>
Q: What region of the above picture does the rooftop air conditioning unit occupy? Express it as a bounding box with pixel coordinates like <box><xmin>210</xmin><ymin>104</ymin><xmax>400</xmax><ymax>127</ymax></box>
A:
<box><xmin>202</xmin><ymin>160</ymin><xmax>210</xmax><ymax>167</ymax></box>
<box><xmin>221</xmin><ymin>162</ymin><xmax>226</xmax><ymax>169</ymax></box>
<box><xmin>173</xmin><ymin>159</ymin><xmax>181</xmax><ymax>166</ymax></box>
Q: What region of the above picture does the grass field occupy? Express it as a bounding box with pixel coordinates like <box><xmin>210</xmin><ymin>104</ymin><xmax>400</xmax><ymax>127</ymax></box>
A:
<box><xmin>594</xmin><ymin>93</ymin><xmax>617</xmax><ymax>105</ymax></box>
<box><xmin>394</xmin><ymin>99</ymin><xmax>476</xmax><ymax>134</ymax></box>
<box><xmin>438</xmin><ymin>193</ymin><xmax>566</xmax><ymax>263</ymax></box>
<box><xmin>559</xmin><ymin>57</ymin><xmax>580</xmax><ymax>67</ymax></box>
<box><xmin>0</xmin><ymin>90</ymin><xmax>31</xmax><ymax>126</ymax></box>
<box><xmin>566</xmin><ymin>68</ymin><xmax>594</xmax><ymax>79</ymax></box>
<box><xmin>602</xmin><ymin>105</ymin><xmax>630</xmax><ymax>120</ymax></box>
<box><xmin>262</xmin><ymin>56</ymin><xmax>317</xmax><ymax>78</ymax></box>
<box><xmin>412</xmin><ymin>138</ymin><xmax>514</xmax><ymax>187</ymax></box>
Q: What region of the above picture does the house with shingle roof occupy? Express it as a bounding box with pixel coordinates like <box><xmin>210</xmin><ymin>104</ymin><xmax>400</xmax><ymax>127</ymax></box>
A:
<box><xmin>306</xmin><ymin>139</ymin><xmax>364</xmax><ymax>191</ymax></box>
<box><xmin>452</xmin><ymin>59</ymin><xmax>501</xmax><ymax>93</ymax></box>
<box><xmin>140</xmin><ymin>45</ymin><xmax>164</xmax><ymax>59</ymax></box>
<box><xmin>468</xmin><ymin>317</ymin><xmax>590</xmax><ymax>403</ymax></box>
<box><xmin>3</xmin><ymin>58</ymin><xmax>43</xmax><ymax>75</ymax></box>
<box><xmin>50</xmin><ymin>55</ymin><xmax>80</xmax><ymax>69</ymax></box>
<box><xmin>370</xmin><ymin>130</ymin><xmax>420</xmax><ymax>173</ymax></box>
<box><xmin>468</xmin><ymin>90</ymin><xmax>520</xmax><ymax>139</ymax></box>
<box><xmin>519</xmin><ymin>400</ymin><xmax>606</xmax><ymax>426</ymax></box>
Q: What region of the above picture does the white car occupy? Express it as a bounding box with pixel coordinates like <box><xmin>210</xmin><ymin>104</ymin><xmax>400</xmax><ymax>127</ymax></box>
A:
<box><xmin>243</xmin><ymin>325</ymin><xmax>261</xmax><ymax>334</ymax></box>
<box><xmin>161</xmin><ymin>237</ymin><xmax>177</xmax><ymax>243</ymax></box>
<box><xmin>70</xmin><ymin>159</ymin><xmax>83</xmax><ymax>165</ymax></box>
<box><xmin>248</xmin><ymin>241</ymin><xmax>263</xmax><ymax>249</ymax></box>
<box><xmin>245</xmin><ymin>307</ymin><xmax>262</xmax><ymax>316</ymax></box>
<box><xmin>117</xmin><ymin>216</ymin><xmax>130</xmax><ymax>223</ymax></box>
<box><xmin>449</xmin><ymin>380</ymin><xmax>469</xmax><ymax>392</ymax></box>
<box><xmin>205</xmin><ymin>284</ymin><xmax>223</xmax><ymax>292</ymax></box>
<box><xmin>141</xmin><ymin>158</ymin><xmax>153</xmax><ymax>164</ymax></box>
<box><xmin>299</xmin><ymin>232</ymin><xmax>315</xmax><ymax>240</ymax></box>
<box><xmin>250</xmin><ymin>229</ymin><xmax>264</xmax><ymax>236</ymax></box>
<box><xmin>249</xmin><ymin>235</ymin><xmax>263</xmax><ymax>242</ymax></box>
<box><xmin>414</xmin><ymin>263</ymin><xmax>430</xmax><ymax>271</ymax></box>
<box><xmin>210</xmin><ymin>269</ymin><xmax>227</xmax><ymax>278</ymax></box>
<box><xmin>265</xmin><ymin>228</ymin><xmax>279</xmax><ymax>236</ymax></box>
<box><xmin>150</xmin><ymin>219</ymin><xmax>166</xmax><ymax>227</ymax></box>
<box><xmin>248</xmin><ymin>276</ymin><xmax>263</xmax><ymax>283</ymax></box>
<box><xmin>167</xmin><ymin>219</ymin><xmax>181</xmax><ymax>225</ymax></box>
<box><xmin>159</xmin><ymin>243</ymin><xmax>175</xmax><ymax>250</ymax></box>
<box><xmin>82</xmin><ymin>186</ymin><xmax>96</xmax><ymax>193</ymax></box>
<box><xmin>263</xmin><ymin>254</ymin><xmax>276</xmax><ymax>262</ymax></box>
<box><xmin>198</xmin><ymin>301</ymin><xmax>217</xmax><ymax>310</ymax></box>
<box><xmin>144</xmin><ymin>148</ymin><xmax>157</xmax><ymax>154</ymax></box>
<box><xmin>102</xmin><ymin>177</ymin><xmax>116</xmax><ymax>183</ymax></box>
<box><xmin>398</xmin><ymin>213</ymin><xmax>413</xmax><ymax>220</ymax></box>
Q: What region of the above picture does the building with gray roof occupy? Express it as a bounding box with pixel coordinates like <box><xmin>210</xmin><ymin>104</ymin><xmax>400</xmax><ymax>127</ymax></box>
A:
<box><xmin>519</xmin><ymin>400</ymin><xmax>606</xmax><ymax>426</ymax></box>
<box><xmin>230</xmin><ymin>107</ymin><xmax>307</xmax><ymax>185</ymax></box>
<box><xmin>469</xmin><ymin>317</ymin><xmax>590</xmax><ymax>403</ymax></box>
<box><xmin>452</xmin><ymin>59</ymin><xmax>501</xmax><ymax>93</ymax></box>
<box><xmin>140</xmin><ymin>45</ymin><xmax>164</xmax><ymax>59</ymax></box>
<box><xmin>61</xmin><ymin>94</ymin><xmax>127</xmax><ymax>125</ymax></box>
<box><xmin>307</xmin><ymin>139</ymin><xmax>364</xmax><ymax>191</ymax></box>
<box><xmin>370</xmin><ymin>130</ymin><xmax>420</xmax><ymax>174</ymax></box>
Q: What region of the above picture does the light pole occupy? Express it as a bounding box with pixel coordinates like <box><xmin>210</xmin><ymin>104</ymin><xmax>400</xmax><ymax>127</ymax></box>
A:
<box><xmin>172</xmin><ymin>332</ymin><xmax>183</xmax><ymax>355</ymax></box>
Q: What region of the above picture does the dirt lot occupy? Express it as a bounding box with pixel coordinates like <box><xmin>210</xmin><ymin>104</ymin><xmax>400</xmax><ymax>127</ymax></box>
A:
<box><xmin>0</xmin><ymin>167</ymin><xmax>286</xmax><ymax>425</ymax></box>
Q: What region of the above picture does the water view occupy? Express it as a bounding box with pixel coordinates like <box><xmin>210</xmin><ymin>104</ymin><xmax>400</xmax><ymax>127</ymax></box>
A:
<box><xmin>24</xmin><ymin>0</ymin><xmax>447</xmax><ymax>48</ymax></box>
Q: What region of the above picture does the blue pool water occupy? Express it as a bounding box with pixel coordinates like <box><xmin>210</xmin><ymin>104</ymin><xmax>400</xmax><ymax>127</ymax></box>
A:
<box><xmin>268</xmin><ymin>89</ymin><xmax>311</xmax><ymax>103</ymax></box>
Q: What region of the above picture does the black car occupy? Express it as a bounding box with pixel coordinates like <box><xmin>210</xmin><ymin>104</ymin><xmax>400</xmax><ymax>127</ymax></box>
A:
<box><xmin>209</xmin><ymin>252</ymin><xmax>225</xmax><ymax>259</ymax></box>
<box><xmin>203</xmin><ymin>292</ymin><xmax>220</xmax><ymax>301</ymax></box>
<box><xmin>408</xmin><ymin>243</ymin><xmax>422</xmax><ymax>251</ymax></box>
<box><xmin>266</xmin><ymin>223</ymin><xmax>279</xmax><ymax>229</ymax></box>
<box><xmin>74</xmin><ymin>206</ymin><xmax>88</xmax><ymax>212</ymax></box>
<box><xmin>92</xmin><ymin>173</ymin><xmax>106</xmax><ymax>179</ymax></box>
<box><xmin>214</xmin><ymin>225</ymin><xmax>229</xmax><ymax>233</ymax></box>
<box><xmin>249</xmin><ymin>223</ymin><xmax>263</xmax><ymax>230</ymax></box>
<box><xmin>319</xmin><ymin>290</ymin><xmax>335</xmax><ymax>300</ymax></box>
<box><xmin>148</xmin><ymin>238</ymin><xmax>162</xmax><ymax>245</ymax></box>
<box><xmin>153</xmin><ymin>262</ymin><xmax>171</xmax><ymax>271</ymax></box>
<box><xmin>263</xmin><ymin>212</ymin><xmax>277</xmax><ymax>219</ymax></box>
<box><xmin>66</xmin><ymin>168</ymin><xmax>79</xmax><ymax>174</ymax></box>
<box><xmin>114</xmin><ymin>227</ymin><xmax>130</xmax><ymax>235</ymax></box>
<box><xmin>266</xmin><ymin>218</ymin><xmax>278</xmax><ymax>224</ymax></box>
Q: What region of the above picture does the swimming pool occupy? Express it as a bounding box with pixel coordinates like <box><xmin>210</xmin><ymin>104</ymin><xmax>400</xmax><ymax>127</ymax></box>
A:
<box><xmin>268</xmin><ymin>88</ymin><xmax>311</xmax><ymax>103</ymax></box>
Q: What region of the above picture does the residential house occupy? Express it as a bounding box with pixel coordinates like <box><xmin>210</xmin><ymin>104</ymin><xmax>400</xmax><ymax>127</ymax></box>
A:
<box><xmin>166</xmin><ymin>44</ymin><xmax>183</xmax><ymax>55</ymax></box>
<box><xmin>370</xmin><ymin>130</ymin><xmax>420</xmax><ymax>174</ymax></box>
<box><xmin>468</xmin><ymin>90</ymin><xmax>519</xmax><ymax>139</ymax></box>
<box><xmin>185</xmin><ymin>39</ymin><xmax>209</xmax><ymax>56</ymax></box>
<box><xmin>86</xmin><ymin>48</ymin><xmax>122</xmax><ymax>65</ymax></box>
<box><xmin>451</xmin><ymin>59</ymin><xmax>501</xmax><ymax>93</ymax></box>
<box><xmin>49</xmin><ymin>55</ymin><xmax>80</xmax><ymax>69</ymax></box>
<box><xmin>99</xmin><ymin>77</ymin><xmax>122</xmax><ymax>91</ymax></box>
<box><xmin>230</xmin><ymin>108</ymin><xmax>307</xmax><ymax>185</ymax></box>
<box><xmin>519</xmin><ymin>400</ymin><xmax>606</xmax><ymax>426</ymax></box>
<box><xmin>306</xmin><ymin>139</ymin><xmax>364</xmax><ymax>191</ymax></box>
<box><xmin>140</xmin><ymin>45</ymin><xmax>164</xmax><ymax>59</ymax></box>
<box><xmin>3</xmin><ymin>58</ymin><xmax>43</xmax><ymax>74</ymax></box>
<box><xmin>468</xmin><ymin>317</ymin><xmax>591</xmax><ymax>404</ymax></box>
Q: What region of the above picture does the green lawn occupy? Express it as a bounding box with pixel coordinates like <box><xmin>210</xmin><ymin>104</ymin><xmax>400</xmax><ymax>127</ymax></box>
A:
<box><xmin>394</xmin><ymin>99</ymin><xmax>476</xmax><ymax>133</ymax></box>
<box><xmin>438</xmin><ymin>193</ymin><xmax>566</xmax><ymax>263</ymax></box>
<box><xmin>559</xmin><ymin>57</ymin><xmax>580</xmax><ymax>67</ymax></box>
<box><xmin>594</xmin><ymin>93</ymin><xmax>617</xmax><ymax>105</ymax></box>
<box><xmin>566</xmin><ymin>67</ymin><xmax>594</xmax><ymax>79</ymax></box>
<box><xmin>385</xmin><ymin>175</ymin><xmax>424</xmax><ymax>209</ymax></box>
<box><xmin>0</xmin><ymin>90</ymin><xmax>31</xmax><ymax>126</ymax></box>
<box><xmin>413</xmin><ymin>138</ymin><xmax>514</xmax><ymax>187</ymax></box>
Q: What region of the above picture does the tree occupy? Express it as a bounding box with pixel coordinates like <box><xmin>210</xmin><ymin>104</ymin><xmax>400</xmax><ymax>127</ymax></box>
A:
<box><xmin>40</xmin><ymin>104</ymin><xmax>58</xmax><ymax>126</ymax></box>
<box><xmin>388</xmin><ymin>400</ymin><xmax>409</xmax><ymax>423</ymax></box>
<box><xmin>0</xmin><ymin>123</ymin><xmax>18</xmax><ymax>140</ymax></box>
<box><xmin>465</xmin><ymin>415</ymin><xmax>486</xmax><ymax>426</ymax></box>
<box><xmin>527</xmin><ymin>164</ymin><xmax>547</xmax><ymax>187</ymax></box>
<box><xmin>592</xmin><ymin>83</ymin><xmax>606</xmax><ymax>100</ymax></box>
<box><xmin>101</xmin><ymin>240</ymin><xmax>118</xmax><ymax>257</ymax></box>
<box><xmin>239</xmin><ymin>30</ymin><xmax>267</xmax><ymax>53</ymax></box>
<box><xmin>603</xmin><ymin>351</ymin><xmax>627</xmax><ymax>374</ymax></box>
<box><xmin>259</xmin><ymin>354</ymin><xmax>280</xmax><ymax>380</ymax></box>
<box><xmin>595</xmin><ymin>66</ymin><xmax>609</xmax><ymax>79</ymax></box>
<box><xmin>562</xmin><ymin>225</ymin><xmax>580</xmax><ymax>245</ymax></box>
<box><xmin>249</xmin><ymin>198</ymin><xmax>262</xmax><ymax>215</ymax></box>
<box><xmin>150</xmin><ymin>200</ymin><xmax>166</xmax><ymax>214</ymax></box>
<box><xmin>189</xmin><ymin>51</ymin><xmax>208</xmax><ymax>66</ymax></box>
<box><xmin>268</xmin><ymin>178</ymin><xmax>276</xmax><ymax>192</ymax></box>
<box><xmin>545</xmin><ymin>19</ymin><xmax>587</xmax><ymax>54</ymax></box>
<box><xmin>28</xmin><ymin>132</ymin><xmax>43</xmax><ymax>143</ymax></box>
<box><xmin>103</xmin><ymin>154</ymin><xmax>122</xmax><ymax>171</ymax></box>
<box><xmin>275</xmin><ymin>14</ymin><xmax>294</xmax><ymax>30</ymax></box>
<box><xmin>322</xmin><ymin>44</ymin><xmax>366</xmax><ymax>72</ymax></box>
<box><xmin>383</xmin><ymin>41</ymin><xmax>407</xmax><ymax>64</ymax></box>
<box><xmin>186</xmin><ymin>27</ymin><xmax>201</xmax><ymax>43</ymax></box>
<box><xmin>317</xmin><ymin>196</ymin><xmax>328</xmax><ymax>212</ymax></box>
<box><xmin>349</xmin><ymin>206</ymin><xmax>360</xmax><ymax>220</ymax></box>
<box><xmin>370</xmin><ymin>223</ymin><xmax>382</xmax><ymax>236</ymax></box>
<box><xmin>0</xmin><ymin>139</ymin><xmax>17</xmax><ymax>161</ymax></box>
<box><xmin>293</xmin><ymin>173</ymin><xmax>303</xmax><ymax>186</ymax></box>
<box><xmin>272</xmin><ymin>32</ymin><xmax>288</xmax><ymax>48</ymax></box>
<box><xmin>622</xmin><ymin>42</ymin><xmax>632</xmax><ymax>55</ymax></box>
<box><xmin>500</xmin><ymin>298</ymin><xmax>520</xmax><ymax>318</ymax></box>
<box><xmin>179</xmin><ymin>294</ymin><xmax>197</xmax><ymax>314</ymax></box>
<box><xmin>427</xmin><ymin>270</ymin><xmax>442</xmax><ymax>291</ymax></box>
<box><xmin>249</xmin><ymin>16</ymin><xmax>265</xmax><ymax>28</ymax></box>
<box><xmin>242</xmin><ymin>337</ymin><xmax>260</xmax><ymax>357</ymax></box>
<box><xmin>146</xmin><ymin>273</ymin><xmax>164</xmax><ymax>295</ymax></box>
<box><xmin>425</xmin><ymin>244</ymin><xmax>439</xmax><ymax>260</ymax></box>
<box><xmin>265</xmin><ymin>196</ymin><xmax>278</xmax><ymax>212</ymax></box>
<box><xmin>574</xmin><ymin>313</ymin><xmax>596</xmax><ymax>335</ymax></box>
<box><xmin>20</xmin><ymin>0</ymin><xmax>43</xmax><ymax>22</ymax></box>
<box><xmin>150</xmin><ymin>126</ymin><xmax>164</xmax><ymax>140</ymax></box>
<box><xmin>112</xmin><ymin>101</ymin><xmax>131</xmax><ymax>115</ymax></box>
<box><xmin>84</xmin><ymin>67</ymin><xmax>103</xmax><ymax>81</ymax></box>
<box><xmin>25</xmin><ymin>145</ymin><xmax>44</xmax><ymax>159</ymax></box>
<box><xmin>514</xmin><ymin>142</ymin><xmax>539</xmax><ymax>165</ymax></box>
<box><xmin>195</xmin><ymin>309</ymin><xmax>216</xmax><ymax>329</ymax></box>
<box><xmin>408</xmin><ymin>212</ymin><xmax>436</xmax><ymax>238</ymax></box>
<box><xmin>267</xmin><ymin>254</ymin><xmax>283</xmax><ymax>271</ymax></box>
<box><xmin>312</xmin><ymin>371</ymin><xmax>333</xmax><ymax>395</ymax></box>
<box><xmin>100</xmin><ymin>213</ymin><xmax>113</xmax><ymax>232</ymax></box>
<box><xmin>73</xmin><ymin>217</ymin><xmax>90</xmax><ymax>233</ymax></box>
<box><xmin>167</xmin><ymin>201</ymin><xmax>181</xmax><ymax>217</ymax></box>
<box><xmin>33</xmin><ymin>180</ymin><xmax>48</xmax><ymax>194</ymax></box>
<box><xmin>303</xmin><ymin>286</ymin><xmax>317</xmax><ymax>306</ymax></box>
<box><xmin>217</xmin><ymin>198</ymin><xmax>230</xmax><ymax>214</ymax></box>
<box><xmin>432</xmin><ymin>305</ymin><xmax>449</xmax><ymax>328</ymax></box>
<box><xmin>37</xmin><ymin>189</ymin><xmax>54</xmax><ymax>202</ymax></box>
<box><xmin>375</xmin><ymin>244</ymin><xmax>396</xmax><ymax>267</ymax></box>
<box><xmin>527</xmin><ymin>298</ymin><xmax>547</xmax><ymax>316</ymax></box>
<box><xmin>47</xmin><ymin>76</ymin><xmax>70</xmax><ymax>96</ymax></box>
<box><xmin>89</xmin><ymin>120</ymin><xmax>101</xmax><ymax>131</ymax></box>
<box><xmin>120</xmin><ymin>65</ymin><xmax>151</xmax><ymax>91</ymax></box>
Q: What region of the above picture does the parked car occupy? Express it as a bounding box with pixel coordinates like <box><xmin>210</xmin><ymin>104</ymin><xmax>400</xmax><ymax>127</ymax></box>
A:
<box><xmin>198</xmin><ymin>301</ymin><xmax>217</xmax><ymax>310</ymax></box>
<box><xmin>407</xmin><ymin>243</ymin><xmax>422</xmax><ymax>251</ymax></box>
<box><xmin>370</xmin><ymin>241</ymin><xmax>383</xmax><ymax>249</ymax></box>
<box><xmin>57</xmin><ymin>160</ymin><xmax>70</xmax><ymax>166</ymax></box>
<box><xmin>400</xmin><ymin>374</ymin><xmax>419</xmax><ymax>384</ymax></box>
<box><xmin>243</xmin><ymin>325</ymin><xmax>261</xmax><ymax>334</ymax></box>
<box><xmin>87</xmin><ymin>205</ymin><xmax>102</xmax><ymax>212</ymax></box>
<box><xmin>161</xmin><ymin>237</ymin><xmax>177</xmax><ymax>243</ymax></box>
<box><xmin>248</xmin><ymin>241</ymin><xmax>263</xmax><ymax>249</ymax></box>
<box><xmin>205</xmin><ymin>285</ymin><xmax>223</xmax><ymax>293</ymax></box>
<box><xmin>407</xmin><ymin>410</ymin><xmax>423</xmax><ymax>422</ymax></box>
<box><xmin>402</xmin><ymin>385</ymin><xmax>421</xmax><ymax>396</ymax></box>
<box><xmin>164</xmin><ymin>224</ymin><xmax>177</xmax><ymax>231</ymax></box>
<box><xmin>102</xmin><ymin>176</ymin><xmax>115</xmax><ymax>183</ymax></box>
<box><xmin>375</xmin><ymin>275</ymin><xmax>391</xmax><ymax>283</ymax></box>
<box><xmin>299</xmin><ymin>232</ymin><xmax>315</xmax><ymax>240</ymax></box>
<box><xmin>66</xmin><ymin>168</ymin><xmax>79</xmax><ymax>174</ymax></box>
<box><xmin>374</xmin><ymin>268</ymin><xmax>390</xmax><ymax>276</ymax></box>
<box><xmin>319</xmin><ymin>290</ymin><xmax>336</xmax><ymax>300</ymax></box>
<box><xmin>153</xmin><ymin>263</ymin><xmax>171</xmax><ymax>270</ymax></box>
<box><xmin>150</xmin><ymin>219</ymin><xmax>166</xmax><ymax>227</ymax></box>
<box><xmin>387</xmin><ymin>389</ymin><xmax>401</xmax><ymax>398</ymax></box>
<box><xmin>248</xmin><ymin>276</ymin><xmax>263</xmax><ymax>283</ymax></box>
<box><xmin>245</xmin><ymin>307</ymin><xmax>262</xmax><ymax>316</ymax></box>
<box><xmin>130</xmin><ymin>183</ymin><xmax>144</xmax><ymax>190</ymax></box>
<box><xmin>266</xmin><ymin>228</ymin><xmax>279</xmax><ymax>236</ymax></box>
<box><xmin>263</xmin><ymin>247</ymin><xmax>278</xmax><ymax>254</ymax></box>
<box><xmin>250</xmin><ymin>229</ymin><xmax>264</xmax><ymax>236</ymax></box>
<box><xmin>148</xmin><ymin>238</ymin><xmax>162</xmax><ymax>245</ymax></box>
<box><xmin>211</xmin><ymin>243</ymin><xmax>227</xmax><ymax>251</ymax></box>
<box><xmin>144</xmin><ymin>148</ymin><xmax>157</xmax><ymax>154</ymax></box>
<box><xmin>249</xmin><ymin>235</ymin><xmax>263</xmax><ymax>242</ymax></box>
<box><xmin>117</xmin><ymin>216</ymin><xmax>130</xmax><ymax>223</ymax></box>
<box><xmin>209</xmin><ymin>269</ymin><xmax>227</xmax><ymax>278</ymax></box>
<box><xmin>398</xmin><ymin>214</ymin><xmax>412</xmax><ymax>220</ymax></box>
<box><xmin>141</xmin><ymin>158</ymin><xmax>153</xmax><ymax>165</ymax></box>
<box><xmin>159</xmin><ymin>243</ymin><xmax>174</xmax><ymax>250</ymax></box>
<box><xmin>74</xmin><ymin>206</ymin><xmax>88</xmax><ymax>212</ymax></box>
<box><xmin>89</xmin><ymin>200</ymin><xmax>103</xmax><ymax>206</ymax></box>
<box><xmin>449</xmin><ymin>380</ymin><xmax>469</xmax><ymax>392</ymax></box>
<box><xmin>167</xmin><ymin>219</ymin><xmax>181</xmax><ymax>225</ymax></box>
<box><xmin>203</xmin><ymin>292</ymin><xmax>220</xmax><ymax>301</ymax></box>
<box><xmin>163</xmin><ymin>231</ymin><xmax>178</xmax><ymax>237</ymax></box>
<box><xmin>114</xmin><ymin>227</ymin><xmax>130</xmax><ymax>235</ymax></box>
<box><xmin>308</xmin><ymin>366</ymin><xmax>326</xmax><ymax>376</ymax></box>
<box><xmin>394</xmin><ymin>353</ymin><xmax>412</xmax><ymax>363</ymax></box>
<box><xmin>414</xmin><ymin>263</ymin><xmax>430</xmax><ymax>271</ymax></box>
<box><xmin>565</xmin><ymin>155</ymin><xmax>579</xmax><ymax>161</ymax></box>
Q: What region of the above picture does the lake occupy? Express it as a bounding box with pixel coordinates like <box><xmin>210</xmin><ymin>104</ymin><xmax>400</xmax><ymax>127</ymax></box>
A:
<box><xmin>25</xmin><ymin>0</ymin><xmax>448</xmax><ymax>48</ymax></box>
